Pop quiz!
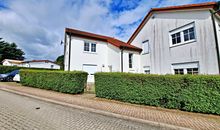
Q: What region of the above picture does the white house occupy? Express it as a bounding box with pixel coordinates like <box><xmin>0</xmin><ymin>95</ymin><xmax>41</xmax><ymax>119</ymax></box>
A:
<box><xmin>64</xmin><ymin>28</ymin><xmax>142</xmax><ymax>82</ymax></box>
<box><xmin>22</xmin><ymin>60</ymin><xmax>60</xmax><ymax>69</ymax></box>
<box><xmin>2</xmin><ymin>59</ymin><xmax>60</xmax><ymax>70</ymax></box>
<box><xmin>64</xmin><ymin>2</ymin><xmax>220</xmax><ymax>82</ymax></box>
<box><xmin>128</xmin><ymin>2</ymin><xmax>220</xmax><ymax>75</ymax></box>
<box><xmin>2</xmin><ymin>59</ymin><xmax>24</xmax><ymax>66</ymax></box>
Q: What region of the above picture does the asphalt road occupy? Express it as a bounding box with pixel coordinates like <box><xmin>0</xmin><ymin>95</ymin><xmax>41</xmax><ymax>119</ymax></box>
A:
<box><xmin>0</xmin><ymin>90</ymin><xmax>166</xmax><ymax>130</ymax></box>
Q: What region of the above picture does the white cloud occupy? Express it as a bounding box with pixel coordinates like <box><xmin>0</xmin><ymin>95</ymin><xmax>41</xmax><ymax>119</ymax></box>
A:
<box><xmin>0</xmin><ymin>0</ymin><xmax>215</xmax><ymax>60</ymax></box>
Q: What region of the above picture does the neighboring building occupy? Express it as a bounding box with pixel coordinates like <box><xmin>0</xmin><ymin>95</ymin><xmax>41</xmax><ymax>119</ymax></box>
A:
<box><xmin>64</xmin><ymin>2</ymin><xmax>220</xmax><ymax>82</ymax></box>
<box><xmin>64</xmin><ymin>28</ymin><xmax>142</xmax><ymax>82</ymax></box>
<box><xmin>128</xmin><ymin>2</ymin><xmax>220</xmax><ymax>75</ymax></box>
<box><xmin>22</xmin><ymin>60</ymin><xmax>60</xmax><ymax>69</ymax></box>
<box><xmin>2</xmin><ymin>59</ymin><xmax>60</xmax><ymax>70</ymax></box>
<box><xmin>2</xmin><ymin>59</ymin><xmax>23</xmax><ymax>66</ymax></box>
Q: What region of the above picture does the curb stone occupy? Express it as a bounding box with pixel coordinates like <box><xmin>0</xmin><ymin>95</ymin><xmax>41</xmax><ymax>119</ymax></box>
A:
<box><xmin>0</xmin><ymin>88</ymin><xmax>192</xmax><ymax>130</ymax></box>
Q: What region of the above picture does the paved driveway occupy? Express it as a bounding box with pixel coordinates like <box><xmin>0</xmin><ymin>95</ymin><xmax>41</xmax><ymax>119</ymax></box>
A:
<box><xmin>0</xmin><ymin>90</ymin><xmax>164</xmax><ymax>130</ymax></box>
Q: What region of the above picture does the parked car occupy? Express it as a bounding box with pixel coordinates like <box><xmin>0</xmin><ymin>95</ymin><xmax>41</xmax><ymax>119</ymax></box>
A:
<box><xmin>0</xmin><ymin>70</ymin><xmax>19</xmax><ymax>82</ymax></box>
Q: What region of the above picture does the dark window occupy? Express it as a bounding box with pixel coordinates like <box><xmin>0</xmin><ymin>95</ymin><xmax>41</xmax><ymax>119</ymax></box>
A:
<box><xmin>183</xmin><ymin>27</ymin><xmax>195</xmax><ymax>42</ymax></box>
<box><xmin>187</xmin><ymin>68</ymin><xmax>198</xmax><ymax>75</ymax></box>
<box><xmin>174</xmin><ymin>69</ymin><xmax>184</xmax><ymax>75</ymax></box>
<box><xmin>91</xmin><ymin>43</ymin><xmax>96</xmax><ymax>52</ymax></box>
<box><xmin>144</xmin><ymin>70</ymin><xmax>150</xmax><ymax>74</ymax></box>
<box><xmin>84</xmin><ymin>42</ymin><xmax>90</xmax><ymax>52</ymax></box>
<box><xmin>171</xmin><ymin>32</ymin><xmax>181</xmax><ymax>45</ymax></box>
<box><xmin>129</xmin><ymin>53</ymin><xmax>133</xmax><ymax>68</ymax></box>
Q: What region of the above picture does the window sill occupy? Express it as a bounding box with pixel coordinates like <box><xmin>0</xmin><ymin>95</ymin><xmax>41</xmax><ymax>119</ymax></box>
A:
<box><xmin>170</xmin><ymin>40</ymin><xmax>196</xmax><ymax>48</ymax></box>
<box><xmin>142</xmin><ymin>53</ymin><xmax>150</xmax><ymax>55</ymax></box>
<box><xmin>83</xmin><ymin>51</ymin><xmax>97</xmax><ymax>54</ymax></box>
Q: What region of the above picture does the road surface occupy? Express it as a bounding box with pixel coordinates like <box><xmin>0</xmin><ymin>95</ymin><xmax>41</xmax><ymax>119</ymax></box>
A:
<box><xmin>0</xmin><ymin>90</ymin><xmax>165</xmax><ymax>130</ymax></box>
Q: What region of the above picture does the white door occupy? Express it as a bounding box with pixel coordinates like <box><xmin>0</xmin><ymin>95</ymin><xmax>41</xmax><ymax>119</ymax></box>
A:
<box><xmin>83</xmin><ymin>64</ymin><xmax>97</xmax><ymax>82</ymax></box>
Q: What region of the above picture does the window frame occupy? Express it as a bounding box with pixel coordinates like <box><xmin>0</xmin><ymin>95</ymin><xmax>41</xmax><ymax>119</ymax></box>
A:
<box><xmin>83</xmin><ymin>41</ymin><xmax>97</xmax><ymax>53</ymax></box>
<box><xmin>84</xmin><ymin>42</ymin><xmax>90</xmax><ymax>52</ymax></box>
<box><xmin>129</xmin><ymin>53</ymin><xmax>133</xmax><ymax>69</ymax></box>
<box><xmin>142</xmin><ymin>40</ymin><xmax>150</xmax><ymax>54</ymax></box>
<box><xmin>91</xmin><ymin>43</ymin><xmax>96</xmax><ymax>52</ymax></box>
<box><xmin>169</xmin><ymin>22</ymin><xmax>196</xmax><ymax>47</ymax></box>
<box><xmin>172</xmin><ymin>62</ymin><xmax>199</xmax><ymax>75</ymax></box>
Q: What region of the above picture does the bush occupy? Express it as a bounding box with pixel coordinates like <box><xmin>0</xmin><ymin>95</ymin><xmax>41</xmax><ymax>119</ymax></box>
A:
<box><xmin>95</xmin><ymin>72</ymin><xmax>220</xmax><ymax>115</ymax></box>
<box><xmin>0</xmin><ymin>65</ymin><xmax>57</xmax><ymax>73</ymax></box>
<box><xmin>20</xmin><ymin>69</ymin><xmax>88</xmax><ymax>94</ymax></box>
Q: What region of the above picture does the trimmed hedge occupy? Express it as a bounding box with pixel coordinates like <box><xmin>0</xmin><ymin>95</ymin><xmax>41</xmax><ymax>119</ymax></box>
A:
<box><xmin>0</xmin><ymin>65</ymin><xmax>57</xmax><ymax>73</ymax></box>
<box><xmin>95</xmin><ymin>72</ymin><xmax>220</xmax><ymax>115</ymax></box>
<box><xmin>20</xmin><ymin>69</ymin><xmax>88</xmax><ymax>94</ymax></box>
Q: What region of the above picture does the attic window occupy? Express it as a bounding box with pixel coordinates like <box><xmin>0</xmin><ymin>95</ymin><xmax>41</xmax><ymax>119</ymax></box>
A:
<box><xmin>169</xmin><ymin>22</ymin><xmax>196</xmax><ymax>47</ymax></box>
<box><xmin>84</xmin><ymin>42</ymin><xmax>96</xmax><ymax>53</ymax></box>
<box><xmin>84</xmin><ymin>42</ymin><xmax>90</xmax><ymax>52</ymax></box>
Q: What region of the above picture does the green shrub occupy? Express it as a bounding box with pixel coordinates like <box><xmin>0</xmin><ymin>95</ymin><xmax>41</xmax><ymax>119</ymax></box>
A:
<box><xmin>0</xmin><ymin>65</ymin><xmax>58</xmax><ymax>73</ymax></box>
<box><xmin>20</xmin><ymin>69</ymin><xmax>88</xmax><ymax>94</ymax></box>
<box><xmin>95</xmin><ymin>72</ymin><xmax>220</xmax><ymax>115</ymax></box>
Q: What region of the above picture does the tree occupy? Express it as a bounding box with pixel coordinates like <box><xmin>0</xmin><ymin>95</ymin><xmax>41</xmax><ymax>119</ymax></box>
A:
<box><xmin>0</xmin><ymin>38</ymin><xmax>25</xmax><ymax>63</ymax></box>
<box><xmin>55</xmin><ymin>55</ymin><xmax>64</xmax><ymax>70</ymax></box>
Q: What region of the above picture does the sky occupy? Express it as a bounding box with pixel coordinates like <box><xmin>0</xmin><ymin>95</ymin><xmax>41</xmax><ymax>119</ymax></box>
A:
<box><xmin>0</xmin><ymin>0</ymin><xmax>219</xmax><ymax>61</ymax></box>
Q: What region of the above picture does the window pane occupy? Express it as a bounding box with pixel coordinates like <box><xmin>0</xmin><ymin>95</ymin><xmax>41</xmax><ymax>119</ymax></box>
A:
<box><xmin>189</xmin><ymin>32</ymin><xmax>195</xmax><ymax>40</ymax></box>
<box><xmin>189</xmin><ymin>27</ymin><xmax>194</xmax><ymax>32</ymax></box>
<box><xmin>84</xmin><ymin>42</ymin><xmax>90</xmax><ymax>51</ymax></box>
<box><xmin>187</xmin><ymin>68</ymin><xmax>192</xmax><ymax>74</ymax></box>
<box><xmin>129</xmin><ymin>53</ymin><xmax>133</xmax><ymax>68</ymax></box>
<box><xmin>91</xmin><ymin>43</ymin><xmax>96</xmax><ymax>52</ymax></box>
<box><xmin>183</xmin><ymin>27</ymin><xmax>195</xmax><ymax>42</ymax></box>
<box><xmin>142</xmin><ymin>41</ymin><xmax>149</xmax><ymax>54</ymax></box>
<box><xmin>184</xmin><ymin>34</ymin><xmax>189</xmax><ymax>41</ymax></box>
<box><xmin>145</xmin><ymin>70</ymin><xmax>150</xmax><ymax>74</ymax></box>
<box><xmin>177</xmin><ymin>36</ymin><xmax>181</xmax><ymax>43</ymax></box>
<box><xmin>187</xmin><ymin>68</ymin><xmax>198</xmax><ymax>75</ymax></box>
<box><xmin>171</xmin><ymin>32</ymin><xmax>181</xmax><ymax>45</ymax></box>
<box><xmin>174</xmin><ymin>69</ymin><xmax>184</xmax><ymax>75</ymax></box>
<box><xmin>172</xmin><ymin>38</ymin><xmax>176</xmax><ymax>45</ymax></box>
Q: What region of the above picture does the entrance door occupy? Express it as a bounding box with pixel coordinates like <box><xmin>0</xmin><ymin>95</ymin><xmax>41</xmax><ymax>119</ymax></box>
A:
<box><xmin>82</xmin><ymin>64</ymin><xmax>97</xmax><ymax>82</ymax></box>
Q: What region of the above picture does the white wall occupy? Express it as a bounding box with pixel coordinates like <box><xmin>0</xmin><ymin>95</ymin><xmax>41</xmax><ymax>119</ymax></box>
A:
<box><xmin>2</xmin><ymin>60</ymin><xmax>22</xmax><ymax>67</ymax></box>
<box><xmin>122</xmin><ymin>50</ymin><xmax>140</xmax><ymax>73</ymax></box>
<box><xmin>25</xmin><ymin>62</ymin><xmax>60</xmax><ymax>69</ymax></box>
<box><xmin>131</xmin><ymin>9</ymin><xmax>219</xmax><ymax>74</ymax></box>
<box><xmin>67</xmin><ymin>36</ymin><xmax>108</xmax><ymax>72</ymax></box>
<box><xmin>107</xmin><ymin>44</ymin><xmax>121</xmax><ymax>72</ymax></box>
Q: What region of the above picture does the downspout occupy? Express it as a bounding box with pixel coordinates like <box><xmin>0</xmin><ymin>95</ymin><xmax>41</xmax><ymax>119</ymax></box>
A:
<box><xmin>64</xmin><ymin>32</ymin><xmax>67</xmax><ymax>70</ymax></box>
<box><xmin>68</xmin><ymin>34</ymin><xmax>72</xmax><ymax>71</ymax></box>
<box><xmin>121</xmin><ymin>48</ymin><xmax>124</xmax><ymax>72</ymax></box>
<box><xmin>210</xmin><ymin>8</ymin><xmax>220</xmax><ymax>74</ymax></box>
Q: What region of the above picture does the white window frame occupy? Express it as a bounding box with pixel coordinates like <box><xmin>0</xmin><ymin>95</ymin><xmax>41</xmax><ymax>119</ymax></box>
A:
<box><xmin>169</xmin><ymin>22</ymin><xmax>196</xmax><ymax>47</ymax></box>
<box><xmin>142</xmin><ymin>40</ymin><xmax>150</xmax><ymax>54</ymax></box>
<box><xmin>129</xmin><ymin>53</ymin><xmax>133</xmax><ymax>69</ymax></box>
<box><xmin>83</xmin><ymin>41</ymin><xmax>97</xmax><ymax>53</ymax></box>
<box><xmin>171</xmin><ymin>62</ymin><xmax>199</xmax><ymax>75</ymax></box>
<box><xmin>143</xmin><ymin>66</ymin><xmax>150</xmax><ymax>74</ymax></box>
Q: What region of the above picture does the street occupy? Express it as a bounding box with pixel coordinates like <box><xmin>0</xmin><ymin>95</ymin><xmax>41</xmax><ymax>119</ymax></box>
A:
<box><xmin>0</xmin><ymin>90</ymin><xmax>164</xmax><ymax>130</ymax></box>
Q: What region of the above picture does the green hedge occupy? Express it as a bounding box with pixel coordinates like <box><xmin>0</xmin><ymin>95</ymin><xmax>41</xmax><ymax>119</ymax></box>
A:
<box><xmin>0</xmin><ymin>65</ymin><xmax>57</xmax><ymax>73</ymax></box>
<box><xmin>20</xmin><ymin>69</ymin><xmax>88</xmax><ymax>94</ymax></box>
<box><xmin>95</xmin><ymin>72</ymin><xmax>220</xmax><ymax>115</ymax></box>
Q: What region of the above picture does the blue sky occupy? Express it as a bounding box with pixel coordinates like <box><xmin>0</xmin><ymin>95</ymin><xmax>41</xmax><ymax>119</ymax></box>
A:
<box><xmin>0</xmin><ymin>0</ymin><xmax>218</xmax><ymax>60</ymax></box>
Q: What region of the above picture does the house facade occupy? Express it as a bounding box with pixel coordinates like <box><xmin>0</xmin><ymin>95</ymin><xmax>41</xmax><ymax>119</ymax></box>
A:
<box><xmin>64</xmin><ymin>28</ymin><xmax>142</xmax><ymax>82</ymax></box>
<box><xmin>22</xmin><ymin>60</ymin><xmax>60</xmax><ymax>69</ymax></box>
<box><xmin>64</xmin><ymin>2</ymin><xmax>220</xmax><ymax>82</ymax></box>
<box><xmin>128</xmin><ymin>2</ymin><xmax>220</xmax><ymax>75</ymax></box>
<box><xmin>2</xmin><ymin>59</ymin><xmax>24</xmax><ymax>66</ymax></box>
